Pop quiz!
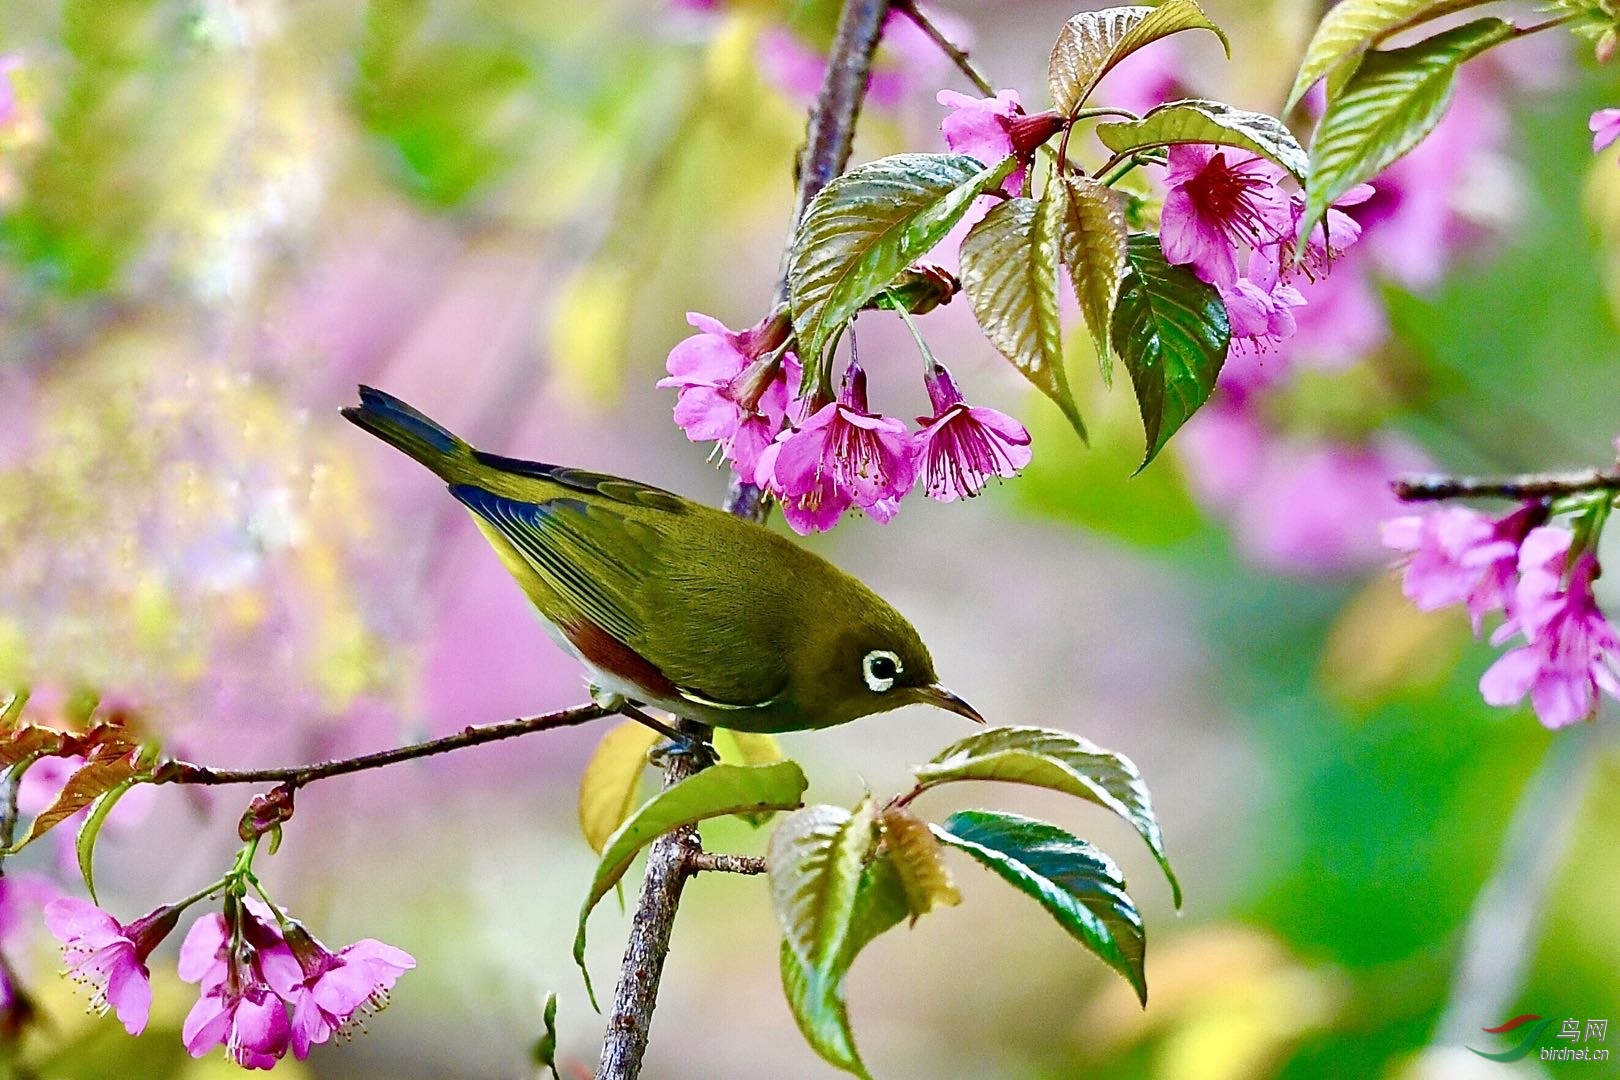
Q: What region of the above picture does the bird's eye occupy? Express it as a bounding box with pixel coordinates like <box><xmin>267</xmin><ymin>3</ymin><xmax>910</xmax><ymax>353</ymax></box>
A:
<box><xmin>862</xmin><ymin>650</ymin><xmax>902</xmax><ymax>693</ymax></box>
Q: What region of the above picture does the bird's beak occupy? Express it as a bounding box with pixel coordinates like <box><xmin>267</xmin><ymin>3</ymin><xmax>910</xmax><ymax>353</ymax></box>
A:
<box><xmin>915</xmin><ymin>683</ymin><xmax>985</xmax><ymax>724</ymax></box>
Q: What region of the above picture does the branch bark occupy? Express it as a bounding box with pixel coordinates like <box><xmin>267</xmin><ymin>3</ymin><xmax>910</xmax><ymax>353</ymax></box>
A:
<box><xmin>597</xmin><ymin>2</ymin><xmax>892</xmax><ymax>1076</ymax></box>
<box><xmin>1394</xmin><ymin>468</ymin><xmax>1620</xmax><ymax>503</ymax></box>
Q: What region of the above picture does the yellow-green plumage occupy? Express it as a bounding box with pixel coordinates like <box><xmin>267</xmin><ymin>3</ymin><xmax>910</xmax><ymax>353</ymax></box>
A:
<box><xmin>341</xmin><ymin>386</ymin><xmax>982</xmax><ymax>733</ymax></box>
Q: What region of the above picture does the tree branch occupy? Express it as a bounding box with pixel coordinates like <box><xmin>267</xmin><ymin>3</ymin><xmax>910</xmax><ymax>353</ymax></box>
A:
<box><xmin>1393</xmin><ymin>468</ymin><xmax>1620</xmax><ymax>503</ymax></box>
<box><xmin>597</xmin><ymin>2</ymin><xmax>893</xmax><ymax>1076</ymax></box>
<box><xmin>150</xmin><ymin>704</ymin><xmax>609</xmax><ymax>789</ymax></box>
<box><xmin>687</xmin><ymin>851</ymin><xmax>768</xmax><ymax>875</ymax></box>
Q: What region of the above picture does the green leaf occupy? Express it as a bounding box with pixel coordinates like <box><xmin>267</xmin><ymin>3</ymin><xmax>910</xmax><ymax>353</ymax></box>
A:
<box><xmin>788</xmin><ymin>153</ymin><xmax>1013</xmax><ymax>370</ymax></box>
<box><xmin>573</xmin><ymin>761</ymin><xmax>807</xmax><ymax>1002</ymax></box>
<box><xmin>577</xmin><ymin>721</ymin><xmax>659</xmax><ymax>855</ymax></box>
<box><xmin>1111</xmin><ymin>234</ymin><xmax>1228</xmax><ymax>469</ymax></box>
<box><xmin>1053</xmin><ymin>176</ymin><xmax>1129</xmax><ymax>381</ymax></box>
<box><xmin>768</xmin><ymin>799</ymin><xmax>878</xmax><ymax>975</ymax></box>
<box><xmin>914</xmin><ymin>724</ymin><xmax>1181</xmax><ymax>907</ymax></box>
<box><xmin>12</xmin><ymin>752</ymin><xmax>142</xmax><ymax>853</ymax></box>
<box><xmin>1301</xmin><ymin>17</ymin><xmax>1514</xmax><ymax>242</ymax></box>
<box><xmin>530</xmin><ymin>991</ymin><xmax>560</xmax><ymax>1080</ymax></box>
<box><xmin>960</xmin><ymin>195</ymin><xmax>1085</xmax><ymax>440</ymax></box>
<box><xmin>0</xmin><ymin>692</ymin><xmax>29</xmax><ymax>730</ymax></box>
<box><xmin>779</xmin><ymin>850</ymin><xmax>910</xmax><ymax>1079</ymax></box>
<box><xmin>76</xmin><ymin>779</ymin><xmax>139</xmax><ymax>905</ymax></box>
<box><xmin>1095</xmin><ymin>99</ymin><xmax>1309</xmax><ymax>183</ymax></box>
<box><xmin>878</xmin><ymin>806</ymin><xmax>961</xmax><ymax>923</ymax></box>
<box><xmin>1285</xmin><ymin>0</ymin><xmax>1490</xmax><ymax>111</ymax></box>
<box><xmin>935</xmin><ymin>809</ymin><xmax>1148</xmax><ymax>1005</ymax></box>
<box><xmin>713</xmin><ymin>729</ymin><xmax>787</xmax><ymax>826</ymax></box>
<box><xmin>1047</xmin><ymin>1</ymin><xmax>1230</xmax><ymax>118</ymax></box>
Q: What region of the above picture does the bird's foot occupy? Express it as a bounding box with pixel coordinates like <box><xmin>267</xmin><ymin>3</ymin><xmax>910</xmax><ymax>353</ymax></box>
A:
<box><xmin>648</xmin><ymin>735</ymin><xmax>719</xmax><ymax>770</ymax></box>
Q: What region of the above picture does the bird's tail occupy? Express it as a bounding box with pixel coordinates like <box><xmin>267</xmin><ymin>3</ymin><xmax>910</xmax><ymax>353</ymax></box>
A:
<box><xmin>341</xmin><ymin>386</ymin><xmax>471</xmax><ymax>479</ymax></box>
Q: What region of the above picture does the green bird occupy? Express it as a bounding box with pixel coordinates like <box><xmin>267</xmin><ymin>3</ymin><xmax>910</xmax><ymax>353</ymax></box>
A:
<box><xmin>342</xmin><ymin>386</ymin><xmax>983</xmax><ymax>735</ymax></box>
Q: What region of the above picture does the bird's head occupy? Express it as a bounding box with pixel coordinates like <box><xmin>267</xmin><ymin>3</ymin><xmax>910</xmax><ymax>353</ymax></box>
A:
<box><xmin>800</xmin><ymin>606</ymin><xmax>984</xmax><ymax>729</ymax></box>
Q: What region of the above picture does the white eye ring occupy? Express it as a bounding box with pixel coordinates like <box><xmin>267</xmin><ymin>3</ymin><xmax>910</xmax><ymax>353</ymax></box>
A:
<box><xmin>862</xmin><ymin>650</ymin><xmax>902</xmax><ymax>693</ymax></box>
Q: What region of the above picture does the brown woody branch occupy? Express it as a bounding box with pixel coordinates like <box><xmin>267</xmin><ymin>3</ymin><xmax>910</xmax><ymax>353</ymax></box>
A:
<box><xmin>597</xmin><ymin>1</ymin><xmax>894</xmax><ymax>1077</ymax></box>
<box><xmin>1393</xmin><ymin>468</ymin><xmax>1620</xmax><ymax>503</ymax></box>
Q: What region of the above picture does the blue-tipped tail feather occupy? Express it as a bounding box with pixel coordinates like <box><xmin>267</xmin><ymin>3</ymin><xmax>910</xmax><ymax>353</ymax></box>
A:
<box><xmin>341</xmin><ymin>385</ymin><xmax>466</xmax><ymax>473</ymax></box>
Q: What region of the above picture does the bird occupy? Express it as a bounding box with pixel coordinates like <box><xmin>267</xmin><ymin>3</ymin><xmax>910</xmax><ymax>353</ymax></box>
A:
<box><xmin>341</xmin><ymin>386</ymin><xmax>984</xmax><ymax>738</ymax></box>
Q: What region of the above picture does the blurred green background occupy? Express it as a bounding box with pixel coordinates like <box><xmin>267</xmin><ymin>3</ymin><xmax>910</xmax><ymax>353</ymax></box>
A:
<box><xmin>0</xmin><ymin>1</ymin><xmax>1617</xmax><ymax>1077</ymax></box>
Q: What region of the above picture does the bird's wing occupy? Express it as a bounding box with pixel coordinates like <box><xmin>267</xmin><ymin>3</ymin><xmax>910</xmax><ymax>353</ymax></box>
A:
<box><xmin>449</xmin><ymin>484</ymin><xmax>790</xmax><ymax>710</ymax></box>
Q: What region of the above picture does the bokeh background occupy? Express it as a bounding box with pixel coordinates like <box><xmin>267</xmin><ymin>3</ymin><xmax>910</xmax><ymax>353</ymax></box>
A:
<box><xmin>1</xmin><ymin>0</ymin><xmax>1618</xmax><ymax>1077</ymax></box>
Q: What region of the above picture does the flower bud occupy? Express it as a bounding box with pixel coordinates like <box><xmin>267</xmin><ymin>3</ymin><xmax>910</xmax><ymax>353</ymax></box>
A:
<box><xmin>1006</xmin><ymin>109</ymin><xmax>1066</xmax><ymax>157</ymax></box>
<box><xmin>1599</xmin><ymin>28</ymin><xmax>1618</xmax><ymax>65</ymax></box>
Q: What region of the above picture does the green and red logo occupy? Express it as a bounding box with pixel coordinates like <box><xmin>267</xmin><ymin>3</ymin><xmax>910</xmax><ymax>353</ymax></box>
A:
<box><xmin>1472</xmin><ymin>1014</ymin><xmax>1611</xmax><ymax>1063</ymax></box>
<box><xmin>1471</xmin><ymin>1014</ymin><xmax>1555</xmax><ymax>1062</ymax></box>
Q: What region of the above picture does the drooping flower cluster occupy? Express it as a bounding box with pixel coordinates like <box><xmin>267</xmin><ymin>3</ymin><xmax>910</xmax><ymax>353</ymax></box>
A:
<box><xmin>751</xmin><ymin>361</ymin><xmax>1032</xmax><ymax>533</ymax></box>
<box><xmin>42</xmin><ymin>894</ymin><xmax>412</xmax><ymax>1069</ymax></box>
<box><xmin>658</xmin><ymin>309</ymin><xmax>800</xmax><ymax>479</ymax></box>
<box><xmin>1384</xmin><ymin>504</ymin><xmax>1620</xmax><ymax>729</ymax></box>
<box><xmin>180</xmin><ymin>901</ymin><xmax>413</xmax><ymax>1068</ymax></box>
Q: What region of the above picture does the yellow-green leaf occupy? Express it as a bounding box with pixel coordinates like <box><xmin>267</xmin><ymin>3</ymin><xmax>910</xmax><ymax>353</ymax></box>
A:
<box><xmin>577</xmin><ymin>721</ymin><xmax>659</xmax><ymax>855</ymax></box>
<box><xmin>779</xmin><ymin>850</ymin><xmax>909</xmax><ymax>1079</ymax></box>
<box><xmin>1054</xmin><ymin>176</ymin><xmax>1129</xmax><ymax>382</ymax></box>
<box><xmin>1301</xmin><ymin>17</ymin><xmax>1513</xmax><ymax>243</ymax></box>
<box><xmin>960</xmin><ymin>195</ymin><xmax>1085</xmax><ymax>440</ymax></box>
<box><xmin>1285</xmin><ymin>0</ymin><xmax>1489</xmax><ymax>111</ymax></box>
<box><xmin>713</xmin><ymin>730</ymin><xmax>787</xmax><ymax>826</ymax></box>
<box><xmin>1095</xmin><ymin>99</ymin><xmax>1309</xmax><ymax>182</ymax></box>
<box><xmin>76</xmin><ymin>779</ymin><xmax>139</xmax><ymax>904</ymax></box>
<box><xmin>915</xmin><ymin>724</ymin><xmax>1181</xmax><ymax>907</ymax></box>
<box><xmin>878</xmin><ymin>806</ymin><xmax>961</xmax><ymax>923</ymax></box>
<box><xmin>769</xmin><ymin>798</ymin><xmax>878</xmax><ymax>974</ymax></box>
<box><xmin>573</xmin><ymin>761</ymin><xmax>808</xmax><ymax>1004</ymax></box>
<box><xmin>1047</xmin><ymin>1</ymin><xmax>1229</xmax><ymax>118</ymax></box>
<box><xmin>788</xmin><ymin>153</ymin><xmax>1014</xmax><ymax>372</ymax></box>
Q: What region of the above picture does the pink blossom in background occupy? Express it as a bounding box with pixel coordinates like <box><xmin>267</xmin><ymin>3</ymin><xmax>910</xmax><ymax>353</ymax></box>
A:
<box><xmin>280</xmin><ymin>924</ymin><xmax>415</xmax><ymax>1059</ymax></box>
<box><xmin>1231</xmin><ymin>435</ymin><xmax>1432</xmax><ymax>574</ymax></box>
<box><xmin>760</xmin><ymin>8</ymin><xmax>968</xmax><ymax>109</ymax></box>
<box><xmin>1176</xmin><ymin>400</ymin><xmax>1268</xmax><ymax>510</ymax></box>
<box><xmin>1591</xmin><ymin>109</ymin><xmax>1620</xmax><ymax>156</ymax></box>
<box><xmin>0</xmin><ymin>56</ymin><xmax>21</xmax><ymax>128</ymax></box>
<box><xmin>756</xmin><ymin>364</ymin><xmax>915</xmax><ymax>533</ymax></box>
<box><xmin>1160</xmin><ymin>146</ymin><xmax>1291</xmax><ymax>287</ymax></box>
<box><xmin>1481</xmin><ymin>544</ymin><xmax>1620</xmax><ymax>728</ymax></box>
<box><xmin>1090</xmin><ymin>42</ymin><xmax>1182</xmax><ymax>116</ymax></box>
<box><xmin>43</xmin><ymin>898</ymin><xmax>179</xmax><ymax>1036</ymax></box>
<box><xmin>1276</xmin><ymin>256</ymin><xmax>1388</xmax><ymax>369</ymax></box>
<box><xmin>1381</xmin><ymin>502</ymin><xmax>1547</xmax><ymax>632</ymax></box>
<box><xmin>913</xmin><ymin>363</ymin><xmax>1032</xmax><ymax>501</ymax></box>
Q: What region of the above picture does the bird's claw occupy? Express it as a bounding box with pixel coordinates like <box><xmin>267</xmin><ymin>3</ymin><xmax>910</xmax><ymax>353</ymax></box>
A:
<box><xmin>648</xmin><ymin>736</ymin><xmax>719</xmax><ymax>770</ymax></box>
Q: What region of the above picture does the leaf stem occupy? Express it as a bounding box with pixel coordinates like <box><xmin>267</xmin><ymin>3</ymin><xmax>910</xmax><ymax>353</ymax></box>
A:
<box><xmin>150</xmin><ymin>703</ymin><xmax>610</xmax><ymax>790</ymax></box>
<box><xmin>1392</xmin><ymin>468</ymin><xmax>1620</xmax><ymax>502</ymax></box>
<box><xmin>1510</xmin><ymin>11</ymin><xmax>1578</xmax><ymax>38</ymax></box>
<box><xmin>893</xmin><ymin>0</ymin><xmax>995</xmax><ymax>97</ymax></box>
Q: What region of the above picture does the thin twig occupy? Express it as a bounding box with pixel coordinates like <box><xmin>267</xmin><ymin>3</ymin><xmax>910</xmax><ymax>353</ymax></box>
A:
<box><xmin>895</xmin><ymin>0</ymin><xmax>995</xmax><ymax>97</ymax></box>
<box><xmin>1393</xmin><ymin>469</ymin><xmax>1620</xmax><ymax>503</ymax></box>
<box><xmin>150</xmin><ymin>704</ymin><xmax>609</xmax><ymax>789</ymax></box>
<box><xmin>597</xmin><ymin>2</ymin><xmax>893</xmax><ymax>1077</ymax></box>
<box><xmin>687</xmin><ymin>851</ymin><xmax>768</xmax><ymax>876</ymax></box>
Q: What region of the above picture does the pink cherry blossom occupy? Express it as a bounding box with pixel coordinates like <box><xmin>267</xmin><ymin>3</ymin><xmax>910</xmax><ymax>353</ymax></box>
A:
<box><xmin>280</xmin><ymin>924</ymin><xmax>415</xmax><ymax>1059</ymax></box>
<box><xmin>180</xmin><ymin>908</ymin><xmax>302</xmax><ymax>1068</ymax></box>
<box><xmin>1381</xmin><ymin>502</ymin><xmax>1547</xmax><ymax>632</ymax></box>
<box><xmin>0</xmin><ymin>56</ymin><xmax>20</xmax><ymax>128</ymax></box>
<box><xmin>760</xmin><ymin>8</ymin><xmax>967</xmax><ymax>109</ymax></box>
<box><xmin>937</xmin><ymin>88</ymin><xmax>1025</xmax><ymax>192</ymax></box>
<box><xmin>1219</xmin><ymin>276</ymin><xmax>1305</xmax><ymax>356</ymax></box>
<box><xmin>1090</xmin><ymin>42</ymin><xmax>1181</xmax><ymax>116</ymax></box>
<box><xmin>756</xmin><ymin>364</ymin><xmax>915</xmax><ymax>533</ymax></box>
<box><xmin>1591</xmin><ymin>108</ymin><xmax>1620</xmax><ymax>156</ymax></box>
<box><xmin>43</xmin><ymin>898</ymin><xmax>179</xmax><ymax>1035</ymax></box>
<box><xmin>1481</xmin><ymin>545</ymin><xmax>1620</xmax><ymax>729</ymax></box>
<box><xmin>657</xmin><ymin>311</ymin><xmax>799</xmax><ymax>477</ymax></box>
<box><xmin>912</xmin><ymin>363</ymin><xmax>1032</xmax><ymax>501</ymax></box>
<box><xmin>1232</xmin><ymin>434</ymin><xmax>1431</xmax><ymax>574</ymax></box>
<box><xmin>1175</xmin><ymin>398</ymin><xmax>1267</xmax><ymax>508</ymax></box>
<box><xmin>1159</xmin><ymin>145</ymin><xmax>1292</xmax><ymax>287</ymax></box>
